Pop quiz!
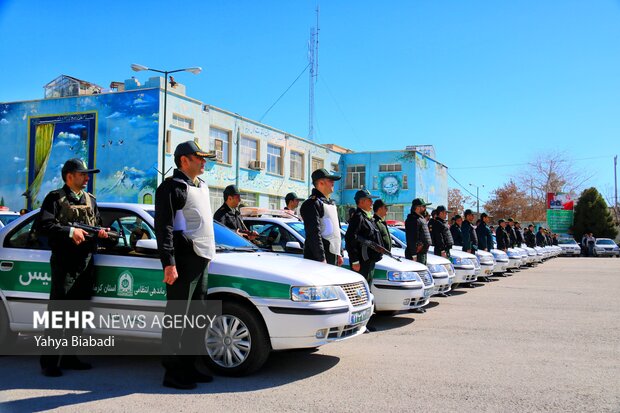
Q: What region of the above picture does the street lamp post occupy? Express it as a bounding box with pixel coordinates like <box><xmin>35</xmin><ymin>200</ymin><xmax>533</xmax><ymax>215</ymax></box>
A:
<box><xmin>469</xmin><ymin>183</ymin><xmax>485</xmax><ymax>215</ymax></box>
<box><xmin>130</xmin><ymin>64</ymin><xmax>202</xmax><ymax>180</ymax></box>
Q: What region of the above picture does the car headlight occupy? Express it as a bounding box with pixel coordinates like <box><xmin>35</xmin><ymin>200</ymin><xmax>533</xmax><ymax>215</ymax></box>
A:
<box><xmin>451</xmin><ymin>257</ymin><xmax>472</xmax><ymax>266</ymax></box>
<box><xmin>387</xmin><ymin>271</ymin><xmax>420</xmax><ymax>282</ymax></box>
<box><xmin>507</xmin><ymin>251</ymin><xmax>519</xmax><ymax>257</ymax></box>
<box><xmin>427</xmin><ymin>264</ymin><xmax>445</xmax><ymax>274</ymax></box>
<box><xmin>291</xmin><ymin>286</ymin><xmax>339</xmax><ymax>302</ymax></box>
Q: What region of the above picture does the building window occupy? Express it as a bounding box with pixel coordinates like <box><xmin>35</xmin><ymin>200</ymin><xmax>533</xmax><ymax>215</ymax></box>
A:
<box><xmin>240</xmin><ymin>192</ymin><xmax>258</xmax><ymax>207</ymax></box>
<box><xmin>290</xmin><ymin>151</ymin><xmax>304</xmax><ymax>180</ymax></box>
<box><xmin>268</xmin><ymin>195</ymin><xmax>281</xmax><ymax>210</ymax></box>
<box><xmin>386</xmin><ymin>205</ymin><xmax>405</xmax><ymax>222</ymax></box>
<box><xmin>210</xmin><ymin>187</ymin><xmax>223</xmax><ymax>213</ymax></box>
<box><xmin>172</xmin><ymin>113</ymin><xmax>194</xmax><ymax>131</ymax></box>
<box><xmin>379</xmin><ymin>163</ymin><xmax>402</xmax><ymax>172</ymax></box>
<box><xmin>240</xmin><ymin>137</ymin><xmax>259</xmax><ymax>168</ymax></box>
<box><xmin>209</xmin><ymin>127</ymin><xmax>230</xmax><ymax>164</ymax></box>
<box><xmin>346</xmin><ymin>165</ymin><xmax>366</xmax><ymax>189</ymax></box>
<box><xmin>267</xmin><ymin>144</ymin><xmax>283</xmax><ymax>175</ymax></box>
<box><xmin>311</xmin><ymin>157</ymin><xmax>324</xmax><ymax>172</ymax></box>
<box><xmin>402</xmin><ymin>174</ymin><xmax>408</xmax><ymax>189</ymax></box>
<box><xmin>331</xmin><ymin>162</ymin><xmax>339</xmax><ymax>172</ymax></box>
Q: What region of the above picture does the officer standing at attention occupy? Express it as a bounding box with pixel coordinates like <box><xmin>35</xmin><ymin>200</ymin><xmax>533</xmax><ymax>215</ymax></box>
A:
<box><xmin>345</xmin><ymin>189</ymin><xmax>383</xmax><ymax>285</ymax></box>
<box><xmin>283</xmin><ymin>192</ymin><xmax>304</xmax><ymax>215</ymax></box>
<box><xmin>213</xmin><ymin>185</ymin><xmax>258</xmax><ymax>241</ymax></box>
<box><xmin>155</xmin><ymin>141</ymin><xmax>216</xmax><ymax>390</ymax></box>
<box><xmin>404</xmin><ymin>198</ymin><xmax>432</xmax><ymax>264</ymax></box>
<box><xmin>373</xmin><ymin>199</ymin><xmax>392</xmax><ymax>252</ymax></box>
<box><xmin>495</xmin><ymin>219</ymin><xmax>510</xmax><ymax>251</ymax></box>
<box><xmin>300</xmin><ymin>168</ymin><xmax>343</xmax><ymax>266</ymax></box>
<box><xmin>475</xmin><ymin>213</ymin><xmax>494</xmax><ymax>252</ymax></box>
<box><xmin>524</xmin><ymin>224</ymin><xmax>536</xmax><ymax>248</ymax></box>
<box><xmin>37</xmin><ymin>158</ymin><xmax>109</xmax><ymax>377</ymax></box>
<box><xmin>536</xmin><ymin>226</ymin><xmax>547</xmax><ymax>247</ymax></box>
<box><xmin>514</xmin><ymin>221</ymin><xmax>525</xmax><ymax>247</ymax></box>
<box><xmin>506</xmin><ymin>218</ymin><xmax>518</xmax><ymax>248</ymax></box>
<box><xmin>461</xmin><ymin>209</ymin><xmax>478</xmax><ymax>254</ymax></box>
<box><xmin>431</xmin><ymin>205</ymin><xmax>454</xmax><ymax>258</ymax></box>
<box><xmin>450</xmin><ymin>214</ymin><xmax>463</xmax><ymax>246</ymax></box>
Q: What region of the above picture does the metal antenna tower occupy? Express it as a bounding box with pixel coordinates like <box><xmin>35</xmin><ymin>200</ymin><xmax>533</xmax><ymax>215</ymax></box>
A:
<box><xmin>308</xmin><ymin>6</ymin><xmax>319</xmax><ymax>141</ymax></box>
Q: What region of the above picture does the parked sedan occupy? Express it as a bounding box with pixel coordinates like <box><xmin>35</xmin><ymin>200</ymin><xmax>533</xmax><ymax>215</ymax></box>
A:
<box><xmin>242</xmin><ymin>213</ymin><xmax>434</xmax><ymax>312</ymax></box>
<box><xmin>558</xmin><ymin>238</ymin><xmax>581</xmax><ymax>257</ymax></box>
<box><xmin>593</xmin><ymin>238</ymin><xmax>620</xmax><ymax>257</ymax></box>
<box><xmin>0</xmin><ymin>203</ymin><xmax>373</xmax><ymax>376</ymax></box>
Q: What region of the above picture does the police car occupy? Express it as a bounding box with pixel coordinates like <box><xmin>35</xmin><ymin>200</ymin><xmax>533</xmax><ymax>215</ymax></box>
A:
<box><xmin>0</xmin><ymin>209</ymin><xmax>20</xmax><ymax>229</ymax></box>
<box><xmin>386</xmin><ymin>227</ymin><xmax>455</xmax><ymax>296</ymax></box>
<box><xmin>386</xmin><ymin>226</ymin><xmax>478</xmax><ymax>286</ymax></box>
<box><xmin>452</xmin><ymin>246</ymin><xmax>495</xmax><ymax>279</ymax></box>
<box><xmin>241</xmin><ymin>209</ymin><xmax>435</xmax><ymax>313</ymax></box>
<box><xmin>558</xmin><ymin>238</ymin><xmax>581</xmax><ymax>256</ymax></box>
<box><xmin>0</xmin><ymin>203</ymin><xmax>373</xmax><ymax>376</ymax></box>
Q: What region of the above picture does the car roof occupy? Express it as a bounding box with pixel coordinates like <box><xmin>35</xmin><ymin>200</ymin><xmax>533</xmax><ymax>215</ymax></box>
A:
<box><xmin>243</xmin><ymin>216</ymin><xmax>300</xmax><ymax>223</ymax></box>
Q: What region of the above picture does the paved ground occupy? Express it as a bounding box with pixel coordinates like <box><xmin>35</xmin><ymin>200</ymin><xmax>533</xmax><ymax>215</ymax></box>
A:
<box><xmin>1</xmin><ymin>257</ymin><xmax>619</xmax><ymax>412</ymax></box>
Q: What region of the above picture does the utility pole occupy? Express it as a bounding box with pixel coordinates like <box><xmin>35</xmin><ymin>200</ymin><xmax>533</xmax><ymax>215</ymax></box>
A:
<box><xmin>615</xmin><ymin>155</ymin><xmax>618</xmax><ymax>209</ymax></box>
<box><xmin>469</xmin><ymin>183</ymin><xmax>484</xmax><ymax>215</ymax></box>
<box><xmin>308</xmin><ymin>6</ymin><xmax>319</xmax><ymax>141</ymax></box>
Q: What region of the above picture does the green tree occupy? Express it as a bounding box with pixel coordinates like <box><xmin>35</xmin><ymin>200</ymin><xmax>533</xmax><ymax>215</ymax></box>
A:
<box><xmin>572</xmin><ymin>187</ymin><xmax>618</xmax><ymax>240</ymax></box>
<box><xmin>0</xmin><ymin>197</ymin><xmax>4</xmax><ymax>206</ymax></box>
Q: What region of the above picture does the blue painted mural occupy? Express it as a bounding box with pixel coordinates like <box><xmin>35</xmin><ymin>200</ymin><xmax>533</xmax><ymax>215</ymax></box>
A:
<box><xmin>0</xmin><ymin>88</ymin><xmax>159</xmax><ymax>210</ymax></box>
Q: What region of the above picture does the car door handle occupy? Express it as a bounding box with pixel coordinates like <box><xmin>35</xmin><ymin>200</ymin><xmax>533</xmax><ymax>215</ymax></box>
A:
<box><xmin>0</xmin><ymin>261</ymin><xmax>14</xmax><ymax>271</ymax></box>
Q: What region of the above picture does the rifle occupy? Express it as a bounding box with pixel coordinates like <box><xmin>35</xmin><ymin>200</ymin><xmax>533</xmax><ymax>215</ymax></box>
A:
<box><xmin>358</xmin><ymin>235</ymin><xmax>401</xmax><ymax>262</ymax></box>
<box><xmin>70</xmin><ymin>222</ymin><xmax>119</xmax><ymax>242</ymax></box>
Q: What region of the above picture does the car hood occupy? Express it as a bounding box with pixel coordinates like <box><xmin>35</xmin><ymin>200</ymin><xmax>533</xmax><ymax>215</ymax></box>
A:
<box><xmin>212</xmin><ymin>251</ymin><xmax>365</xmax><ymax>286</ymax></box>
<box><xmin>343</xmin><ymin>249</ymin><xmax>428</xmax><ymax>272</ymax></box>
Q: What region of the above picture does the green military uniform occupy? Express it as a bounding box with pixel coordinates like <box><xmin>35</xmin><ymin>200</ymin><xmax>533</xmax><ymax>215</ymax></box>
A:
<box><xmin>373</xmin><ymin>214</ymin><xmax>392</xmax><ymax>252</ymax></box>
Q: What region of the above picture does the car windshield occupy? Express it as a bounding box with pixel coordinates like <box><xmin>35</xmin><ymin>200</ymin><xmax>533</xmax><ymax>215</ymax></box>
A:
<box><xmin>147</xmin><ymin>210</ymin><xmax>257</xmax><ymax>250</ymax></box>
<box><xmin>287</xmin><ymin>222</ymin><xmax>306</xmax><ymax>238</ymax></box>
<box><xmin>388</xmin><ymin>227</ymin><xmax>407</xmax><ymax>244</ymax></box>
<box><xmin>0</xmin><ymin>214</ymin><xmax>19</xmax><ymax>225</ymax></box>
<box><xmin>558</xmin><ymin>239</ymin><xmax>577</xmax><ymax>245</ymax></box>
<box><xmin>596</xmin><ymin>239</ymin><xmax>616</xmax><ymax>245</ymax></box>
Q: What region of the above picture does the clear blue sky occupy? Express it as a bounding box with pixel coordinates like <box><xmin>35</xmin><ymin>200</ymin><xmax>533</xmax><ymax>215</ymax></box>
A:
<box><xmin>1</xmin><ymin>0</ymin><xmax>618</xmax><ymax>207</ymax></box>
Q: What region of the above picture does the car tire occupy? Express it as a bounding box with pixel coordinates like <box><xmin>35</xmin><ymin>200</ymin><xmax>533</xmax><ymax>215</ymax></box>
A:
<box><xmin>202</xmin><ymin>301</ymin><xmax>270</xmax><ymax>377</ymax></box>
<box><xmin>0</xmin><ymin>302</ymin><xmax>17</xmax><ymax>352</ymax></box>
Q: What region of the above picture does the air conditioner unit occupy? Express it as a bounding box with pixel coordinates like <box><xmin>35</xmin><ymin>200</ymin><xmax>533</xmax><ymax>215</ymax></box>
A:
<box><xmin>214</xmin><ymin>139</ymin><xmax>224</xmax><ymax>162</ymax></box>
<box><xmin>249</xmin><ymin>160</ymin><xmax>265</xmax><ymax>170</ymax></box>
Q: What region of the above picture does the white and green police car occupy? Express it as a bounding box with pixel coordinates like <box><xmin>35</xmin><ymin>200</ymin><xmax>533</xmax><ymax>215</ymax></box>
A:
<box><xmin>0</xmin><ymin>203</ymin><xmax>373</xmax><ymax>376</ymax></box>
<box><xmin>241</xmin><ymin>210</ymin><xmax>435</xmax><ymax>313</ymax></box>
<box><xmin>386</xmin><ymin>227</ymin><xmax>455</xmax><ymax>296</ymax></box>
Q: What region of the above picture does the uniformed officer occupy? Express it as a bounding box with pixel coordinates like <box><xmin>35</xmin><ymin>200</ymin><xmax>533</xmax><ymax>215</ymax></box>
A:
<box><xmin>404</xmin><ymin>198</ymin><xmax>432</xmax><ymax>264</ymax></box>
<box><xmin>37</xmin><ymin>158</ymin><xmax>109</xmax><ymax>377</ymax></box>
<box><xmin>430</xmin><ymin>205</ymin><xmax>453</xmax><ymax>258</ymax></box>
<box><xmin>461</xmin><ymin>209</ymin><xmax>478</xmax><ymax>254</ymax></box>
<box><xmin>345</xmin><ymin>189</ymin><xmax>383</xmax><ymax>285</ymax></box>
<box><xmin>450</xmin><ymin>214</ymin><xmax>463</xmax><ymax>246</ymax></box>
<box><xmin>495</xmin><ymin>219</ymin><xmax>510</xmax><ymax>251</ymax></box>
<box><xmin>524</xmin><ymin>224</ymin><xmax>536</xmax><ymax>248</ymax></box>
<box><xmin>300</xmin><ymin>168</ymin><xmax>343</xmax><ymax>266</ymax></box>
<box><xmin>506</xmin><ymin>218</ymin><xmax>518</xmax><ymax>248</ymax></box>
<box><xmin>372</xmin><ymin>199</ymin><xmax>392</xmax><ymax>252</ymax></box>
<box><xmin>284</xmin><ymin>192</ymin><xmax>304</xmax><ymax>215</ymax></box>
<box><xmin>155</xmin><ymin>141</ymin><xmax>216</xmax><ymax>390</ymax></box>
<box><xmin>475</xmin><ymin>213</ymin><xmax>494</xmax><ymax>251</ymax></box>
<box><xmin>514</xmin><ymin>221</ymin><xmax>525</xmax><ymax>247</ymax></box>
<box><xmin>213</xmin><ymin>185</ymin><xmax>258</xmax><ymax>241</ymax></box>
<box><xmin>536</xmin><ymin>226</ymin><xmax>547</xmax><ymax>247</ymax></box>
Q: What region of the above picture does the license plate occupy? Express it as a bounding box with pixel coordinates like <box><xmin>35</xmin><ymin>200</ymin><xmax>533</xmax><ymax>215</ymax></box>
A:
<box><xmin>350</xmin><ymin>308</ymin><xmax>372</xmax><ymax>325</ymax></box>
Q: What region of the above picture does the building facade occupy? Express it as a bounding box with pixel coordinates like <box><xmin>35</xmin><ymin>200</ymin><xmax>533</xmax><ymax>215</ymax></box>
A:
<box><xmin>0</xmin><ymin>74</ymin><xmax>447</xmax><ymax>220</ymax></box>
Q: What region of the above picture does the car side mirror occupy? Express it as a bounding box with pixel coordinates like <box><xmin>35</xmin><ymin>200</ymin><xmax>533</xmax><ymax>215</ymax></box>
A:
<box><xmin>135</xmin><ymin>239</ymin><xmax>158</xmax><ymax>254</ymax></box>
<box><xmin>285</xmin><ymin>241</ymin><xmax>303</xmax><ymax>253</ymax></box>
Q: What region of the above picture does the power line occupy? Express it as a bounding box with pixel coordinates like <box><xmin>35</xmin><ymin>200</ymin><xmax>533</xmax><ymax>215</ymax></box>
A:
<box><xmin>259</xmin><ymin>63</ymin><xmax>310</xmax><ymax>123</ymax></box>
<box><xmin>448</xmin><ymin>171</ymin><xmax>478</xmax><ymax>199</ymax></box>
<box><xmin>450</xmin><ymin>155</ymin><xmax>612</xmax><ymax>170</ymax></box>
<box><xmin>318</xmin><ymin>73</ymin><xmax>358</xmax><ymax>138</ymax></box>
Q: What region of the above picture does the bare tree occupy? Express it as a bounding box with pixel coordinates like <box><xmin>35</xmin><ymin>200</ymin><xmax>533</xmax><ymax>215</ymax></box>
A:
<box><xmin>448</xmin><ymin>188</ymin><xmax>472</xmax><ymax>216</ymax></box>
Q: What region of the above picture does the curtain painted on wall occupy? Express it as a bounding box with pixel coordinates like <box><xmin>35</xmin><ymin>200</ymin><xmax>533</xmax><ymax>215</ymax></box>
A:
<box><xmin>26</xmin><ymin>123</ymin><xmax>55</xmax><ymax>205</ymax></box>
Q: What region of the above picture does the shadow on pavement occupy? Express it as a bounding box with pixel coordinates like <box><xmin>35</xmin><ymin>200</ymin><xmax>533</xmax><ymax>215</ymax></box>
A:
<box><xmin>367</xmin><ymin>314</ymin><xmax>414</xmax><ymax>332</ymax></box>
<box><xmin>423</xmin><ymin>301</ymin><xmax>440</xmax><ymax>310</ymax></box>
<box><xmin>0</xmin><ymin>350</ymin><xmax>340</xmax><ymax>412</ymax></box>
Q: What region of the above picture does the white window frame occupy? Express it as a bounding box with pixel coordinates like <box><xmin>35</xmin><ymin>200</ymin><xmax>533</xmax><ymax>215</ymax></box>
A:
<box><xmin>267</xmin><ymin>144</ymin><xmax>283</xmax><ymax>175</ymax></box>
<box><xmin>240</xmin><ymin>136</ymin><xmax>259</xmax><ymax>168</ymax></box>
<box><xmin>209</xmin><ymin>126</ymin><xmax>231</xmax><ymax>164</ymax></box>
<box><xmin>172</xmin><ymin>113</ymin><xmax>194</xmax><ymax>131</ymax></box>
<box><xmin>346</xmin><ymin>165</ymin><xmax>366</xmax><ymax>189</ymax></box>
<box><xmin>290</xmin><ymin>151</ymin><xmax>304</xmax><ymax>181</ymax></box>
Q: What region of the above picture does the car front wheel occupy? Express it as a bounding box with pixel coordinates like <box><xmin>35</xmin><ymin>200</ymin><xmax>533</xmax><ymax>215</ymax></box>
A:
<box><xmin>202</xmin><ymin>301</ymin><xmax>270</xmax><ymax>376</ymax></box>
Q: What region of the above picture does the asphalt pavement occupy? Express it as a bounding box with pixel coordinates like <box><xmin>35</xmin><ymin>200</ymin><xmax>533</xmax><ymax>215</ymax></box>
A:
<box><xmin>1</xmin><ymin>257</ymin><xmax>619</xmax><ymax>412</ymax></box>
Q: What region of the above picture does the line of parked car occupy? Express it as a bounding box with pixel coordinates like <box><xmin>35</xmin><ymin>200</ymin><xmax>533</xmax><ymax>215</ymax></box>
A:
<box><xmin>0</xmin><ymin>205</ymin><xmax>562</xmax><ymax>376</ymax></box>
<box><xmin>557</xmin><ymin>237</ymin><xmax>620</xmax><ymax>257</ymax></box>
